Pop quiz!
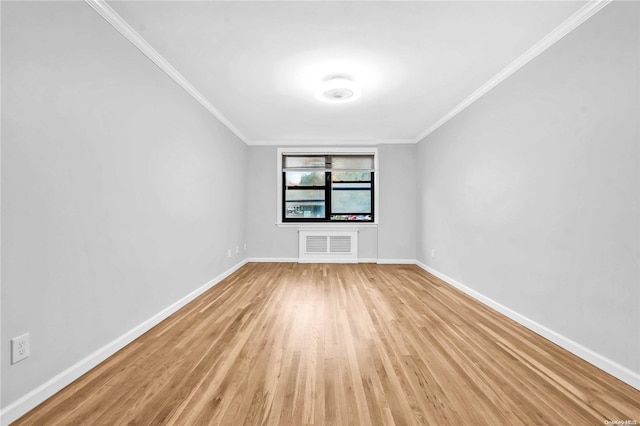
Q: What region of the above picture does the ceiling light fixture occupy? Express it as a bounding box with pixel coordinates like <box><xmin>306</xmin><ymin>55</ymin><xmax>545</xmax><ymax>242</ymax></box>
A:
<box><xmin>314</xmin><ymin>77</ymin><xmax>362</xmax><ymax>103</ymax></box>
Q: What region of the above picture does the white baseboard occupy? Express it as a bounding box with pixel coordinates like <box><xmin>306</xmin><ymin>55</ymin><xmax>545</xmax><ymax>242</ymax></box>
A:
<box><xmin>247</xmin><ymin>258</ymin><xmax>411</xmax><ymax>264</ymax></box>
<box><xmin>0</xmin><ymin>259</ymin><xmax>249</xmax><ymax>426</ymax></box>
<box><xmin>248</xmin><ymin>257</ymin><xmax>380</xmax><ymax>264</ymax></box>
<box><xmin>377</xmin><ymin>258</ymin><xmax>416</xmax><ymax>264</ymax></box>
<box><xmin>247</xmin><ymin>257</ymin><xmax>298</xmax><ymax>263</ymax></box>
<box><xmin>415</xmin><ymin>261</ymin><xmax>640</xmax><ymax>391</ymax></box>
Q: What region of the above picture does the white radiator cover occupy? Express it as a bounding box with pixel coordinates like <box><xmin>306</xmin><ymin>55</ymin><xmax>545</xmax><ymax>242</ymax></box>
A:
<box><xmin>298</xmin><ymin>230</ymin><xmax>358</xmax><ymax>263</ymax></box>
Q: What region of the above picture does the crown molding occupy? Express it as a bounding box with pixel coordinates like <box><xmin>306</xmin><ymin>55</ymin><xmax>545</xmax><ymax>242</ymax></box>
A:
<box><xmin>84</xmin><ymin>0</ymin><xmax>249</xmax><ymax>145</ymax></box>
<box><xmin>376</xmin><ymin>139</ymin><xmax>417</xmax><ymax>146</ymax></box>
<box><xmin>413</xmin><ymin>0</ymin><xmax>612</xmax><ymax>144</ymax></box>
<box><xmin>248</xmin><ymin>138</ymin><xmax>415</xmax><ymax>146</ymax></box>
<box><xmin>250</xmin><ymin>139</ymin><xmax>376</xmax><ymax>146</ymax></box>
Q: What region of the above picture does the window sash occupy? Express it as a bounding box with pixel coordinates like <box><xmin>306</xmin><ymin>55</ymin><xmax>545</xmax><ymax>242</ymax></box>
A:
<box><xmin>283</xmin><ymin>155</ymin><xmax>375</xmax><ymax>173</ymax></box>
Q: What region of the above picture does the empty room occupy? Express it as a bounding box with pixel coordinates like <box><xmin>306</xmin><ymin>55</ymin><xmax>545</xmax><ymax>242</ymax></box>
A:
<box><xmin>1</xmin><ymin>0</ymin><xmax>639</xmax><ymax>424</ymax></box>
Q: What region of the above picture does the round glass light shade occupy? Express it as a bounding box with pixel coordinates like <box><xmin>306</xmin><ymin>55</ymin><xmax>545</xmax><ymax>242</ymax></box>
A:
<box><xmin>314</xmin><ymin>77</ymin><xmax>362</xmax><ymax>103</ymax></box>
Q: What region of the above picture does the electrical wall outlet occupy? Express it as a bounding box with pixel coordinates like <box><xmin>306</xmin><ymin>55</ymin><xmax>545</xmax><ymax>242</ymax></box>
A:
<box><xmin>11</xmin><ymin>333</ymin><xmax>30</xmax><ymax>364</ymax></box>
<box><xmin>244</xmin><ymin>243</ymin><xmax>247</xmax><ymax>251</ymax></box>
<box><xmin>431</xmin><ymin>249</ymin><xmax>436</xmax><ymax>258</ymax></box>
<box><xmin>235</xmin><ymin>246</ymin><xmax>239</xmax><ymax>254</ymax></box>
<box><xmin>227</xmin><ymin>249</ymin><xmax>231</xmax><ymax>257</ymax></box>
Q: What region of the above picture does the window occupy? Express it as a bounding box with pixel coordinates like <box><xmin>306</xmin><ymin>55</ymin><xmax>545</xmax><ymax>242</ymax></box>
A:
<box><xmin>282</xmin><ymin>153</ymin><xmax>375</xmax><ymax>222</ymax></box>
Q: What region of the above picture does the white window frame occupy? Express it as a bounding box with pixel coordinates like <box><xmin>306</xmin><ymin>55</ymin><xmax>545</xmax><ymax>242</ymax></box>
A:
<box><xmin>277</xmin><ymin>147</ymin><xmax>379</xmax><ymax>226</ymax></box>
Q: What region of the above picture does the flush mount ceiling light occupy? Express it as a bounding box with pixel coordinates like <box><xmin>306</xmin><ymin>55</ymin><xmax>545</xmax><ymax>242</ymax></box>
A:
<box><xmin>314</xmin><ymin>77</ymin><xmax>362</xmax><ymax>103</ymax></box>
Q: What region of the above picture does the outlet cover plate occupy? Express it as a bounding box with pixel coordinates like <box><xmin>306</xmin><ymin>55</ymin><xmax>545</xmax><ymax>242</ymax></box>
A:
<box><xmin>11</xmin><ymin>333</ymin><xmax>30</xmax><ymax>364</ymax></box>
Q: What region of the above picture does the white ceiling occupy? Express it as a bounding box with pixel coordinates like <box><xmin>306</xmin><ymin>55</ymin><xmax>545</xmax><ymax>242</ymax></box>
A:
<box><xmin>106</xmin><ymin>1</ymin><xmax>589</xmax><ymax>145</ymax></box>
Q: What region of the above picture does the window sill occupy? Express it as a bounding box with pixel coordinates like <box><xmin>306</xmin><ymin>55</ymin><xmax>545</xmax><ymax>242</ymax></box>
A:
<box><xmin>276</xmin><ymin>223</ymin><xmax>378</xmax><ymax>228</ymax></box>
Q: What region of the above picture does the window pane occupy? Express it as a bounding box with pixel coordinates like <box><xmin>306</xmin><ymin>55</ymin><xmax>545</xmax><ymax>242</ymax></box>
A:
<box><xmin>286</xmin><ymin>189</ymin><xmax>324</xmax><ymax>201</ymax></box>
<box><xmin>331</xmin><ymin>189</ymin><xmax>371</xmax><ymax>214</ymax></box>
<box><xmin>332</xmin><ymin>171</ymin><xmax>371</xmax><ymax>182</ymax></box>
<box><xmin>285</xmin><ymin>171</ymin><xmax>325</xmax><ymax>186</ymax></box>
<box><xmin>284</xmin><ymin>156</ymin><xmax>325</xmax><ymax>169</ymax></box>
<box><xmin>285</xmin><ymin>189</ymin><xmax>325</xmax><ymax>218</ymax></box>
<box><xmin>332</xmin><ymin>182</ymin><xmax>371</xmax><ymax>190</ymax></box>
<box><xmin>331</xmin><ymin>156</ymin><xmax>373</xmax><ymax>170</ymax></box>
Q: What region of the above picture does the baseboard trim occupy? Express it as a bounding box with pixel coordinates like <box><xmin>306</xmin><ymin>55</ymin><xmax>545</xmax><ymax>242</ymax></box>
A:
<box><xmin>415</xmin><ymin>261</ymin><xmax>640</xmax><ymax>391</ymax></box>
<box><xmin>247</xmin><ymin>257</ymin><xmax>382</xmax><ymax>264</ymax></box>
<box><xmin>247</xmin><ymin>257</ymin><xmax>298</xmax><ymax>263</ymax></box>
<box><xmin>377</xmin><ymin>258</ymin><xmax>416</xmax><ymax>264</ymax></box>
<box><xmin>0</xmin><ymin>259</ymin><xmax>249</xmax><ymax>426</ymax></box>
<box><xmin>247</xmin><ymin>258</ymin><xmax>413</xmax><ymax>264</ymax></box>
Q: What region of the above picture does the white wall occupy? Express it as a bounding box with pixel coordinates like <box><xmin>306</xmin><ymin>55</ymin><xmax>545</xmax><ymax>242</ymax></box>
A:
<box><xmin>378</xmin><ymin>144</ymin><xmax>416</xmax><ymax>261</ymax></box>
<box><xmin>246</xmin><ymin>145</ymin><xmax>416</xmax><ymax>262</ymax></box>
<box><xmin>246</xmin><ymin>146</ymin><xmax>298</xmax><ymax>260</ymax></box>
<box><xmin>416</xmin><ymin>1</ymin><xmax>639</xmax><ymax>376</ymax></box>
<box><xmin>1</xmin><ymin>1</ymin><xmax>247</xmax><ymax>410</ymax></box>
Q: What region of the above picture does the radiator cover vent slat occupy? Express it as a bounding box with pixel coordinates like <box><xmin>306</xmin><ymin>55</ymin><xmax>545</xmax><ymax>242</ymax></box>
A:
<box><xmin>306</xmin><ymin>236</ymin><xmax>328</xmax><ymax>253</ymax></box>
<box><xmin>298</xmin><ymin>230</ymin><xmax>358</xmax><ymax>263</ymax></box>
<box><xmin>329</xmin><ymin>235</ymin><xmax>352</xmax><ymax>253</ymax></box>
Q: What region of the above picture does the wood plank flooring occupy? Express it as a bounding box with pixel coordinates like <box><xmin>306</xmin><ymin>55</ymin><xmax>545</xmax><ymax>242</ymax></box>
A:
<box><xmin>15</xmin><ymin>263</ymin><xmax>640</xmax><ymax>425</ymax></box>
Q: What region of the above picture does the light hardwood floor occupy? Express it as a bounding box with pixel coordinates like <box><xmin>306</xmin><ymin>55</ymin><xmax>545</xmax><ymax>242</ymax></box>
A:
<box><xmin>15</xmin><ymin>263</ymin><xmax>640</xmax><ymax>425</ymax></box>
